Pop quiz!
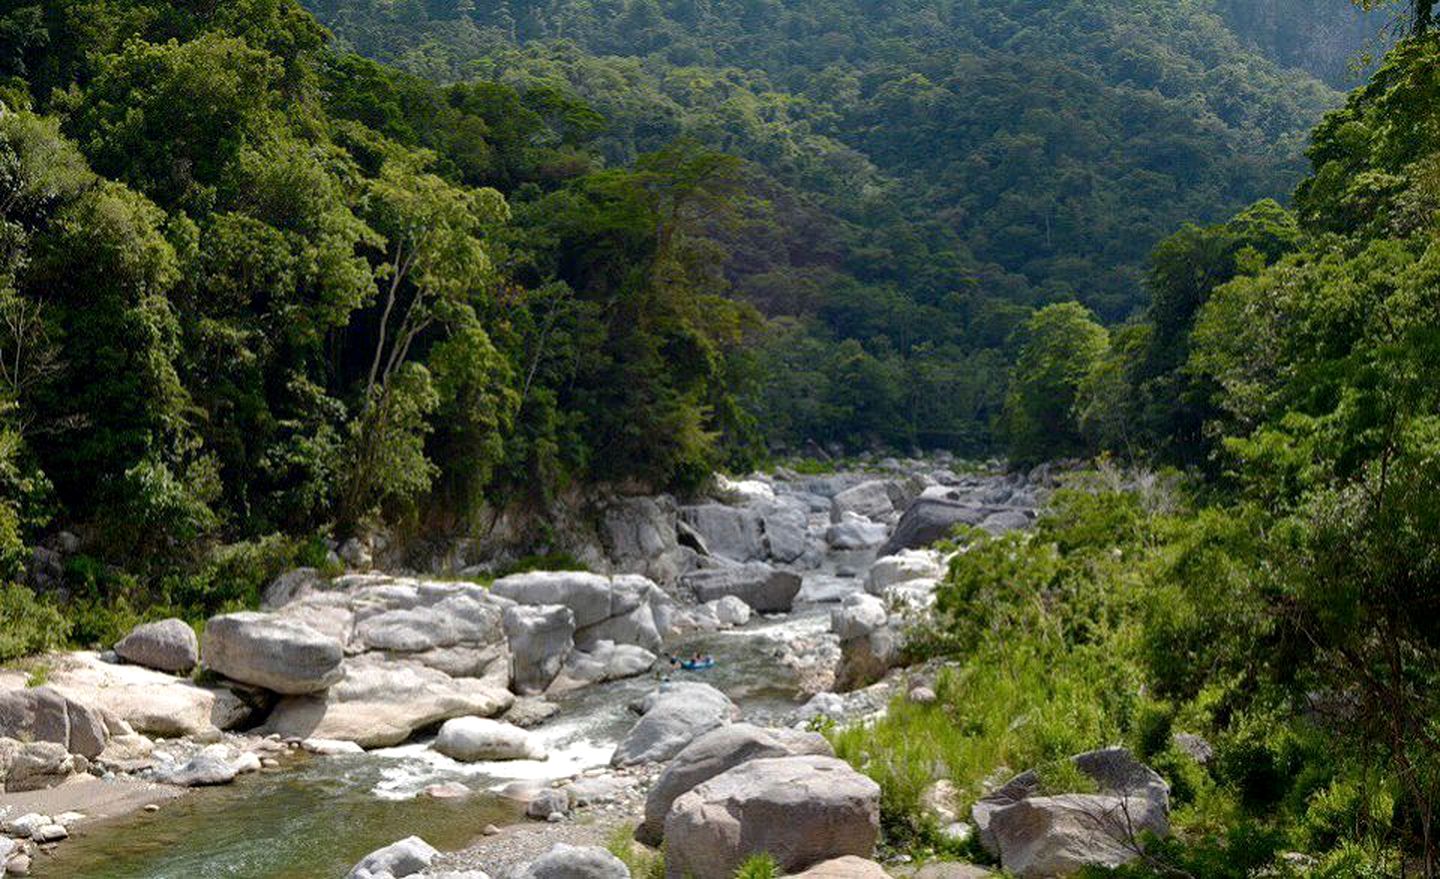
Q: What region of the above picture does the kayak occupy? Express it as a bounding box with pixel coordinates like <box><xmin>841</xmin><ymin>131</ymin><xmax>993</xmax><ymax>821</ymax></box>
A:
<box><xmin>679</xmin><ymin>658</ymin><xmax>716</xmax><ymax>671</ymax></box>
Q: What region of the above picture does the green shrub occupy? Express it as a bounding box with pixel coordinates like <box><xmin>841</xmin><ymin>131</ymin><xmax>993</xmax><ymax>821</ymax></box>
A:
<box><xmin>0</xmin><ymin>583</ymin><xmax>69</xmax><ymax>662</ymax></box>
<box><xmin>733</xmin><ymin>853</ymin><xmax>780</xmax><ymax>879</ymax></box>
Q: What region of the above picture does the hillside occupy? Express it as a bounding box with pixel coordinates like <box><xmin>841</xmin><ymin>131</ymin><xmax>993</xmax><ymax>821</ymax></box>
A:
<box><xmin>305</xmin><ymin>0</ymin><xmax>1370</xmax><ymax>449</ymax></box>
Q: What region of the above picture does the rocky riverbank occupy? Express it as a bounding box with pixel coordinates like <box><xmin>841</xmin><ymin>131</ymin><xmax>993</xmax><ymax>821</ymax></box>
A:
<box><xmin>0</xmin><ymin>456</ymin><xmax>1074</xmax><ymax>878</ymax></box>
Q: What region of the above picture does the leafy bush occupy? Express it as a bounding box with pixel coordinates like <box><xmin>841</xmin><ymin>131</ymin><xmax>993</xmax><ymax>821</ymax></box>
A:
<box><xmin>0</xmin><ymin>583</ymin><xmax>70</xmax><ymax>662</ymax></box>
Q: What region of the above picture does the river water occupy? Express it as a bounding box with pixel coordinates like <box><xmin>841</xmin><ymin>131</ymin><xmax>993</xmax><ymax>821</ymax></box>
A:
<box><xmin>43</xmin><ymin>610</ymin><xmax>834</xmax><ymax>878</ymax></box>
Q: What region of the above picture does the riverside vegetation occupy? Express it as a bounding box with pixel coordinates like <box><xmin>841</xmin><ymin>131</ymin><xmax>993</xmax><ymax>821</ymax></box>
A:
<box><xmin>3</xmin><ymin>0</ymin><xmax>1440</xmax><ymax>877</ymax></box>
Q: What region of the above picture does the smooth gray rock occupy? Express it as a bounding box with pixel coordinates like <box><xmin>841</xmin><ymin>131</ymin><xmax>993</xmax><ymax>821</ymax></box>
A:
<box><xmin>263</xmin><ymin>654</ymin><xmax>512</xmax><ymax>748</ymax></box>
<box><xmin>989</xmin><ymin>793</ymin><xmax>1168</xmax><ymax>877</ymax></box>
<box><xmin>664</xmin><ymin>755</ymin><xmax>881</xmax><ymax>879</ymax></box>
<box><xmin>878</xmin><ymin>499</ymin><xmax>989</xmax><ymax>556</ymax></box>
<box><xmin>830</xmin><ymin>481</ymin><xmax>894</xmax><ymax>524</ymax></box>
<box><xmin>974</xmin><ymin>748</ymin><xmax>1171</xmax><ymax>873</ymax></box>
<box><xmin>825</xmin><ymin>519</ymin><xmax>889</xmax><ymax>551</ymax></box>
<box><xmin>4</xmin><ymin>741</ymin><xmax>79</xmax><ymax>792</ymax></box>
<box><xmin>503</xmin><ymin>605</ymin><xmax>576</xmax><ymax>696</ymax></box>
<box><xmin>526</xmin><ymin>788</ymin><xmax>570</xmax><ymax>820</ymax></box>
<box><xmin>681</xmin><ymin>564</ymin><xmax>801</xmax><ymax>613</ymax></box>
<box><xmin>262</xmin><ymin>567</ymin><xmax>322</xmax><ymax>609</ymax></box>
<box><xmin>492</xmin><ymin>572</ymin><xmax>614</xmax><ymax>629</ymax></box>
<box><xmin>155</xmin><ymin>748</ymin><xmax>240</xmax><ymax>787</ymax></box>
<box><xmin>611</xmin><ymin>682</ymin><xmax>737</xmax><ymax>767</ymax></box>
<box><xmin>114</xmin><ymin>618</ymin><xmax>199</xmax><ymax>674</ymax></box>
<box><xmin>347</xmin><ymin>835</ymin><xmax>438</xmax><ymax>879</ymax></box>
<box><xmin>679</xmin><ymin>504</ymin><xmax>765</xmax><ymax>563</ymax></box>
<box><xmin>0</xmin><ymin>687</ymin><xmax>106</xmax><ymax>759</ymax></box>
<box><xmin>638</xmin><ymin>723</ymin><xmax>833</xmax><ymax>845</ymax></box>
<box><xmin>515</xmin><ymin>844</ymin><xmax>629</xmax><ymax>879</ymax></box>
<box><xmin>202</xmin><ymin>612</ymin><xmax>345</xmax><ymax>695</ymax></box>
<box><xmin>434</xmin><ymin>717</ymin><xmax>547</xmax><ymax>762</ymax></box>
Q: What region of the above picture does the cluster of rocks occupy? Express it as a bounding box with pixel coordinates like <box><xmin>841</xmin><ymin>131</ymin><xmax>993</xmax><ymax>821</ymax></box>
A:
<box><xmin>1</xmin><ymin>809</ymin><xmax>85</xmax><ymax>875</ymax></box>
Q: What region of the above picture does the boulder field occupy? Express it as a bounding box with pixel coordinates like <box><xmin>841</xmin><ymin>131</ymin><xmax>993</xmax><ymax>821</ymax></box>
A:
<box><xmin>4</xmin><ymin>456</ymin><xmax>1072</xmax><ymax>878</ymax></box>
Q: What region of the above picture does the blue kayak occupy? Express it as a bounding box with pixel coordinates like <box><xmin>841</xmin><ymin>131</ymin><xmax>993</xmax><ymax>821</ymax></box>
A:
<box><xmin>679</xmin><ymin>658</ymin><xmax>716</xmax><ymax>671</ymax></box>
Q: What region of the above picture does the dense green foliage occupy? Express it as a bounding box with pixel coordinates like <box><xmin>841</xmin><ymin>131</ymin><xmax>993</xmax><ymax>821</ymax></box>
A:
<box><xmin>0</xmin><ymin>0</ymin><xmax>772</xmax><ymax>640</ymax></box>
<box><xmin>303</xmin><ymin>0</ymin><xmax>1370</xmax><ymax>452</ymax></box>
<box><xmin>840</xmin><ymin>23</ymin><xmax>1440</xmax><ymax>875</ymax></box>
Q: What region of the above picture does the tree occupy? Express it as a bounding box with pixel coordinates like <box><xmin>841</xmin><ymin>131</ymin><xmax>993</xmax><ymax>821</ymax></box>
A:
<box><xmin>1001</xmin><ymin>302</ymin><xmax>1110</xmax><ymax>465</ymax></box>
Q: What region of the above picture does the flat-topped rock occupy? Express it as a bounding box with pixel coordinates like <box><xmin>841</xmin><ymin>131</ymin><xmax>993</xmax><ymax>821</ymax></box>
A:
<box><xmin>43</xmin><ymin>652</ymin><xmax>248</xmax><ymax>739</ymax></box>
<box><xmin>263</xmin><ymin>654</ymin><xmax>512</xmax><ymax>748</ymax></box>
<box><xmin>203</xmin><ymin>612</ymin><xmax>345</xmax><ymax>695</ymax></box>
<box><xmin>681</xmin><ymin>564</ymin><xmax>801</xmax><ymax>613</ymax></box>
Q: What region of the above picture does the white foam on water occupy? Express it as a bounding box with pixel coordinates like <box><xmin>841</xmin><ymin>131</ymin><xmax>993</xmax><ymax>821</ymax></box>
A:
<box><xmin>362</xmin><ymin>715</ymin><xmax>619</xmax><ymax>800</ymax></box>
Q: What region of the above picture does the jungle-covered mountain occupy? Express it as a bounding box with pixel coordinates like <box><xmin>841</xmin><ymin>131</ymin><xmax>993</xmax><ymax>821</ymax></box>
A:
<box><xmin>301</xmin><ymin>0</ymin><xmax>1383</xmax><ymax>450</ymax></box>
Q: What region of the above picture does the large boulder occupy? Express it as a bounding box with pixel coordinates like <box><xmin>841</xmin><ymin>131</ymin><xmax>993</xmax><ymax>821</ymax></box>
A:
<box><xmin>44</xmin><ymin>651</ymin><xmax>249</xmax><ymax>739</ymax></box>
<box><xmin>353</xmin><ymin>596</ymin><xmax>505</xmax><ymax>655</ymax></box>
<box><xmin>756</xmin><ymin>499</ymin><xmax>810</xmax><ymax>564</ymax></box>
<box><xmin>866</xmin><ymin>550</ymin><xmax>945</xmax><ymax>594</ymax></box>
<box><xmin>681</xmin><ymin>564</ymin><xmax>801</xmax><ymax>613</ymax></box>
<box><xmin>599</xmin><ymin>494</ymin><xmax>690</xmax><ymax>585</ymax></box>
<box><xmin>434</xmin><ymin>716</ymin><xmax>547</xmax><ymax>762</ymax></box>
<box><xmin>0</xmin><ymin>686</ymin><xmax>106</xmax><ymax>758</ymax></box>
<box><xmin>263</xmin><ymin>654</ymin><xmax>512</xmax><ymax>748</ymax></box>
<box><xmin>832</xmin><ymin>595</ymin><xmax>902</xmax><ymax>692</ymax></box>
<box><xmin>664</xmin><ymin>755</ymin><xmax>881</xmax><ymax>879</ymax></box>
<box><xmin>504</xmin><ymin>605</ymin><xmax>576</xmax><ymax>696</ymax></box>
<box><xmin>988</xmin><ymin>793</ymin><xmax>1168</xmax><ymax>877</ymax></box>
<box><xmin>515</xmin><ymin>844</ymin><xmax>630</xmax><ymax>879</ymax></box>
<box><xmin>878</xmin><ymin>499</ymin><xmax>989</xmax><ymax>556</ymax></box>
<box><xmin>114</xmin><ymin>618</ymin><xmax>199</xmax><ymax>674</ymax></box>
<box><xmin>347</xmin><ymin>836</ymin><xmax>439</xmax><ymax>879</ymax></box>
<box><xmin>973</xmin><ymin>748</ymin><xmax>1170</xmax><ymax>876</ymax></box>
<box><xmin>980</xmin><ymin>510</ymin><xmax>1033</xmax><ymax>535</ymax></box>
<box><xmin>574</xmin><ymin>576</ymin><xmax>668</xmax><ymax>653</ymax></box>
<box><xmin>492</xmin><ymin>572</ymin><xmax>614</xmax><ymax>629</ymax></box>
<box><xmin>638</xmin><ymin>723</ymin><xmax>833</xmax><ymax>845</ymax></box>
<box><xmin>680</xmin><ymin>505</ymin><xmax>766</xmax><ymax>563</ymax></box>
<box><xmin>4</xmin><ymin>740</ymin><xmax>81</xmax><ymax>792</ymax></box>
<box><xmin>202</xmin><ymin>612</ymin><xmax>345</xmax><ymax>695</ymax></box>
<box><xmin>825</xmin><ymin>518</ymin><xmax>889</xmax><ymax>551</ymax></box>
<box><xmin>830</xmin><ymin>481</ymin><xmax>894</xmax><ymax>524</ymax></box>
<box><xmin>553</xmin><ymin>643</ymin><xmax>657</xmax><ymax>691</ymax></box>
<box><xmin>611</xmin><ymin>682</ymin><xmax>737</xmax><ymax>767</ymax></box>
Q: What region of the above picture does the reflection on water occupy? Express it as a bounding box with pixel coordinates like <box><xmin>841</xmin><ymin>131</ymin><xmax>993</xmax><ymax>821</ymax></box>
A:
<box><xmin>43</xmin><ymin>756</ymin><xmax>521</xmax><ymax>879</ymax></box>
